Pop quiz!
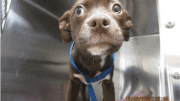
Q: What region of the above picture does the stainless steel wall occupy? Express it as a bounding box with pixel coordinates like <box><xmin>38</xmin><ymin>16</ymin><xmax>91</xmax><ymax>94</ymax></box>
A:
<box><xmin>122</xmin><ymin>0</ymin><xmax>159</xmax><ymax>37</ymax></box>
<box><xmin>1</xmin><ymin>0</ymin><xmax>161</xmax><ymax>101</ymax></box>
<box><xmin>114</xmin><ymin>35</ymin><xmax>160</xmax><ymax>100</ymax></box>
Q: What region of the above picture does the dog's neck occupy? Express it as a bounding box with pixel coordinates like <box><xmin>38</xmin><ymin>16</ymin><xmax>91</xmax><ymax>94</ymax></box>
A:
<box><xmin>100</xmin><ymin>55</ymin><xmax>107</xmax><ymax>68</ymax></box>
<box><xmin>72</xmin><ymin>44</ymin><xmax>113</xmax><ymax>77</ymax></box>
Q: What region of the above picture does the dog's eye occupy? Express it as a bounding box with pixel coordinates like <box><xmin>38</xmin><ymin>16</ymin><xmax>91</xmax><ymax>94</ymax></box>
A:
<box><xmin>113</xmin><ymin>5</ymin><xmax>121</xmax><ymax>13</ymax></box>
<box><xmin>75</xmin><ymin>7</ymin><xmax>84</xmax><ymax>15</ymax></box>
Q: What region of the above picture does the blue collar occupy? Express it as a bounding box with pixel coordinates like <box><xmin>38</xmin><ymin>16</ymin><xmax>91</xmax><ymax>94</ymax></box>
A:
<box><xmin>70</xmin><ymin>41</ymin><xmax>115</xmax><ymax>101</ymax></box>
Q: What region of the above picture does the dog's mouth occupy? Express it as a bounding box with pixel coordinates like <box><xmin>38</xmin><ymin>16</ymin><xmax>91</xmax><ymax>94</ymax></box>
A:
<box><xmin>87</xmin><ymin>44</ymin><xmax>111</xmax><ymax>56</ymax></box>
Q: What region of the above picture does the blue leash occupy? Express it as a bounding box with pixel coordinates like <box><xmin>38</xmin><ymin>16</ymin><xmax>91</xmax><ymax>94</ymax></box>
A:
<box><xmin>70</xmin><ymin>41</ymin><xmax>115</xmax><ymax>101</ymax></box>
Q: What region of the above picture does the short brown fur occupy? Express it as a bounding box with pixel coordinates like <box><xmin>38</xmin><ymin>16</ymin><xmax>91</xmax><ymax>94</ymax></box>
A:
<box><xmin>59</xmin><ymin>0</ymin><xmax>132</xmax><ymax>101</ymax></box>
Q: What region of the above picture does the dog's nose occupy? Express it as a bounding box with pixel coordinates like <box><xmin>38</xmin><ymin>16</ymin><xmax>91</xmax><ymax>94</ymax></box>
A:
<box><xmin>88</xmin><ymin>15</ymin><xmax>110</xmax><ymax>28</ymax></box>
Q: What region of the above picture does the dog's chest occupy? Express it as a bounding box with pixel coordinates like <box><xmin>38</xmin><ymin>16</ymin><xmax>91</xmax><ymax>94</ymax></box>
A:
<box><xmin>74</xmin><ymin>72</ymin><xmax>111</xmax><ymax>100</ymax></box>
<box><xmin>100</xmin><ymin>55</ymin><xmax>107</xmax><ymax>68</ymax></box>
<box><xmin>87</xmin><ymin>73</ymin><xmax>111</xmax><ymax>101</ymax></box>
<box><xmin>74</xmin><ymin>55</ymin><xmax>110</xmax><ymax>100</ymax></box>
<box><xmin>89</xmin><ymin>82</ymin><xmax>103</xmax><ymax>100</ymax></box>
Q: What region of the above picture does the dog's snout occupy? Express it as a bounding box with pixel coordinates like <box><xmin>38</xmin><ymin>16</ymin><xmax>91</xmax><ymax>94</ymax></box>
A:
<box><xmin>88</xmin><ymin>15</ymin><xmax>110</xmax><ymax>28</ymax></box>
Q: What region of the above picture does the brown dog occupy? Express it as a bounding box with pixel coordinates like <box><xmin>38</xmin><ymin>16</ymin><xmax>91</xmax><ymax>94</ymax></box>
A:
<box><xmin>59</xmin><ymin>0</ymin><xmax>132</xmax><ymax>101</ymax></box>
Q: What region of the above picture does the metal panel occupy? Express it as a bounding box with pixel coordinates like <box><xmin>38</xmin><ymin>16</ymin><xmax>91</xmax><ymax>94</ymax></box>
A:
<box><xmin>114</xmin><ymin>34</ymin><xmax>160</xmax><ymax>100</ymax></box>
<box><xmin>1</xmin><ymin>0</ymin><xmax>71</xmax><ymax>101</ymax></box>
<box><xmin>119</xmin><ymin>0</ymin><xmax>159</xmax><ymax>37</ymax></box>
<box><xmin>157</xmin><ymin>0</ymin><xmax>180</xmax><ymax>101</ymax></box>
<box><xmin>1</xmin><ymin>0</ymin><xmax>11</xmax><ymax>34</ymax></box>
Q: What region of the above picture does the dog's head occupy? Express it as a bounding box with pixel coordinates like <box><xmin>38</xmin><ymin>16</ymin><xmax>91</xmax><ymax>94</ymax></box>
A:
<box><xmin>59</xmin><ymin>0</ymin><xmax>132</xmax><ymax>56</ymax></box>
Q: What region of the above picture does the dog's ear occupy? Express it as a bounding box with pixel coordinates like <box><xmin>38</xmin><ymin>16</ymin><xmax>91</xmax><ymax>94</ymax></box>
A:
<box><xmin>123</xmin><ymin>10</ymin><xmax>133</xmax><ymax>41</ymax></box>
<box><xmin>59</xmin><ymin>11</ymin><xmax>72</xmax><ymax>43</ymax></box>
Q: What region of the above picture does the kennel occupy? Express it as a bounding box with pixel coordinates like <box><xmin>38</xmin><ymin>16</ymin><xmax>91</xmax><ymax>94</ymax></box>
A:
<box><xmin>1</xmin><ymin>0</ymin><xmax>179</xmax><ymax>101</ymax></box>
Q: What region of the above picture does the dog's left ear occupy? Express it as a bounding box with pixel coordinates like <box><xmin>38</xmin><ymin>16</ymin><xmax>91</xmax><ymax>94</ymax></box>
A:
<box><xmin>59</xmin><ymin>11</ymin><xmax>72</xmax><ymax>43</ymax></box>
<box><xmin>123</xmin><ymin>10</ymin><xmax>133</xmax><ymax>41</ymax></box>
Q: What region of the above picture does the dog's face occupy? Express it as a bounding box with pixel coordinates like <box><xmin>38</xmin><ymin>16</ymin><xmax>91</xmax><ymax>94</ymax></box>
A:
<box><xmin>59</xmin><ymin>0</ymin><xmax>132</xmax><ymax>56</ymax></box>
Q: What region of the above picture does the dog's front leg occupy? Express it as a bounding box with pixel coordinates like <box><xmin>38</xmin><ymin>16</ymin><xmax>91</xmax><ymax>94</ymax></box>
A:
<box><xmin>80</xmin><ymin>82</ymin><xmax>88</xmax><ymax>101</ymax></box>
<box><xmin>65</xmin><ymin>78</ymin><xmax>81</xmax><ymax>101</ymax></box>
<box><xmin>102</xmin><ymin>80</ymin><xmax>115</xmax><ymax>101</ymax></box>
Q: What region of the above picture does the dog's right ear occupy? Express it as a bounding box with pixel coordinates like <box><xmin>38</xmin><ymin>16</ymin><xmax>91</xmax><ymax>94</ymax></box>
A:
<box><xmin>59</xmin><ymin>11</ymin><xmax>72</xmax><ymax>43</ymax></box>
<box><xmin>123</xmin><ymin>10</ymin><xmax>133</xmax><ymax>41</ymax></box>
